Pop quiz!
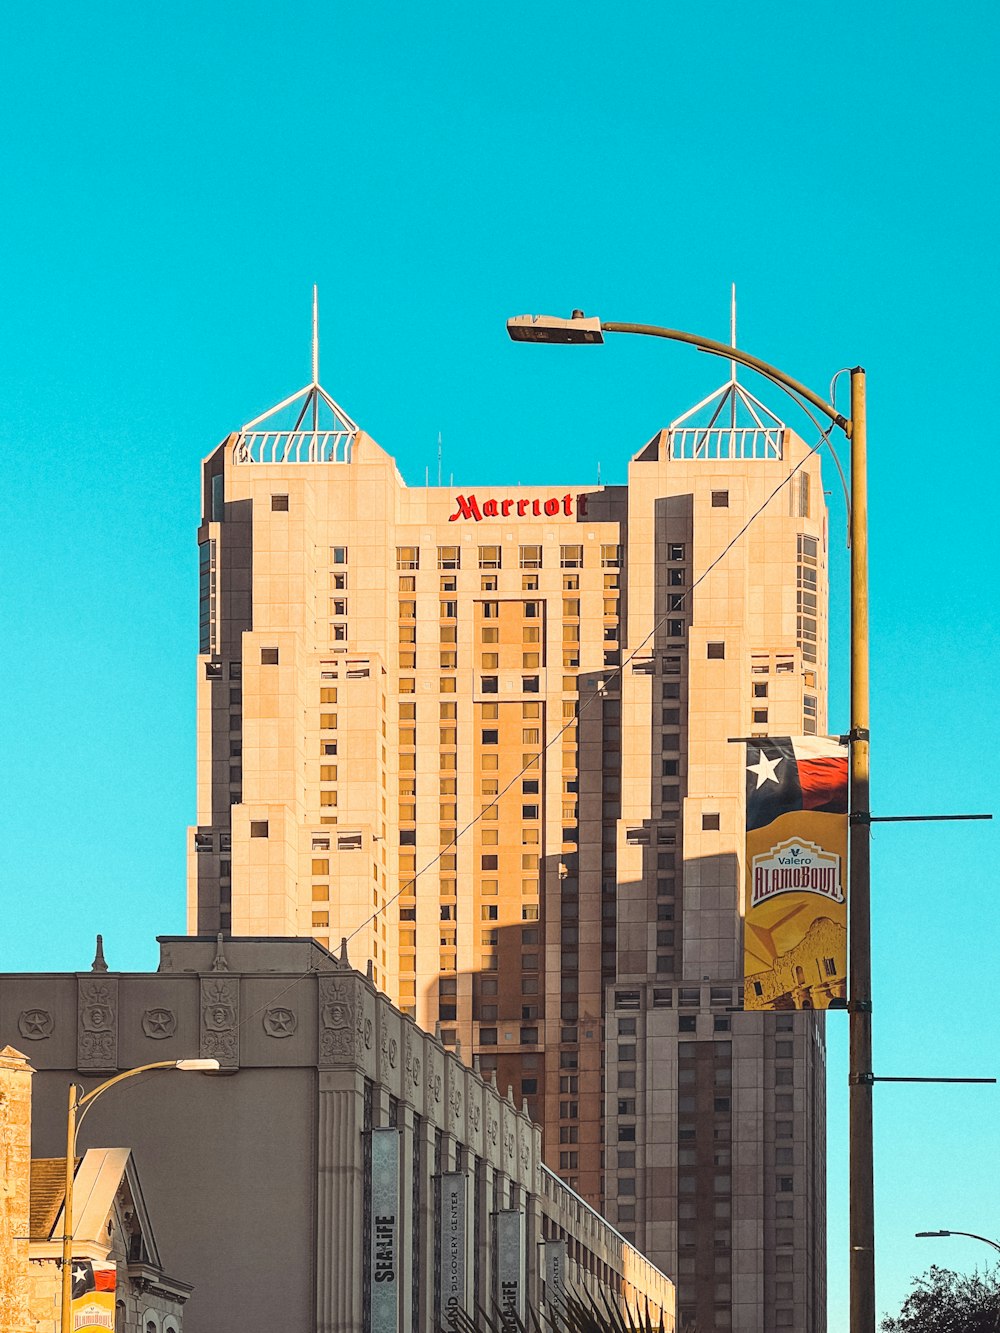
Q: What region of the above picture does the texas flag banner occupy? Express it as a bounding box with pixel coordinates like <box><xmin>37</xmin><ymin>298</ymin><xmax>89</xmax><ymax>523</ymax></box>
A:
<box><xmin>744</xmin><ymin>736</ymin><xmax>849</xmax><ymax>1011</ymax></box>
<box><xmin>71</xmin><ymin>1260</ymin><xmax>116</xmax><ymax>1331</ymax></box>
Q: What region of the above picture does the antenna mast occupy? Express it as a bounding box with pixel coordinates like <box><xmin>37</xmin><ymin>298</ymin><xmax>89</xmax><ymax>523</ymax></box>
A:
<box><xmin>312</xmin><ymin>285</ymin><xmax>320</xmax><ymax>433</ymax></box>
<box><xmin>437</xmin><ymin>432</ymin><xmax>443</xmax><ymax>487</ymax></box>
<box><xmin>730</xmin><ymin>282</ymin><xmax>738</xmax><ymax>429</ymax></box>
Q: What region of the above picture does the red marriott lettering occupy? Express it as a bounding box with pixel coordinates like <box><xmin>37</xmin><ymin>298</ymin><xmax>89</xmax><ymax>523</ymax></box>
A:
<box><xmin>448</xmin><ymin>493</ymin><xmax>589</xmax><ymax>522</ymax></box>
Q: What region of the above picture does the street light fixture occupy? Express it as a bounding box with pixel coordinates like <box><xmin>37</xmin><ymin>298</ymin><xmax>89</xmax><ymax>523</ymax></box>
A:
<box><xmin>916</xmin><ymin>1230</ymin><xmax>1000</xmax><ymax>1255</ymax></box>
<box><xmin>508</xmin><ymin>308</ymin><xmax>872</xmax><ymax>1332</ymax></box>
<box><xmin>61</xmin><ymin>1058</ymin><xmax>221</xmax><ymax>1333</ymax></box>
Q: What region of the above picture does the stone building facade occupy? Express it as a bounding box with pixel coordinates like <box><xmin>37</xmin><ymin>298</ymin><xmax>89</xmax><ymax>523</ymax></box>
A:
<box><xmin>0</xmin><ymin>936</ymin><xmax>674</xmax><ymax>1333</ymax></box>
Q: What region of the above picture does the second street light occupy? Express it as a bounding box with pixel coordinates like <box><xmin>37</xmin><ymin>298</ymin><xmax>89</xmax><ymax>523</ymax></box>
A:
<box><xmin>61</xmin><ymin>1058</ymin><xmax>220</xmax><ymax>1333</ymax></box>
<box><xmin>508</xmin><ymin>308</ymin><xmax>874</xmax><ymax>1333</ymax></box>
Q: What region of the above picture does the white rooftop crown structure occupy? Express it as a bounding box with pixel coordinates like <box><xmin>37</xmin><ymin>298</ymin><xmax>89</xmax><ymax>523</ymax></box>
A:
<box><xmin>234</xmin><ymin>286</ymin><xmax>360</xmax><ymax>464</ymax></box>
<box><xmin>667</xmin><ymin>285</ymin><xmax>785</xmax><ymax>461</ymax></box>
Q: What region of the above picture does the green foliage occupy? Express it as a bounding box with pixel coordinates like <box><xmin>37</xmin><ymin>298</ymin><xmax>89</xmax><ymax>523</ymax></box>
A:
<box><xmin>880</xmin><ymin>1265</ymin><xmax>1000</xmax><ymax>1333</ymax></box>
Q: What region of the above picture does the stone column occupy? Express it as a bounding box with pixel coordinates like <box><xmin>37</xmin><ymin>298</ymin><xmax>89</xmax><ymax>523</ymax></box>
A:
<box><xmin>316</xmin><ymin>1069</ymin><xmax>366</xmax><ymax>1333</ymax></box>
<box><xmin>0</xmin><ymin>1045</ymin><xmax>34</xmax><ymax>1333</ymax></box>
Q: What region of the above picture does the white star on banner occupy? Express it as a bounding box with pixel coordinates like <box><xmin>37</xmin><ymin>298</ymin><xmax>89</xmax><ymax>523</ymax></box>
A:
<box><xmin>72</xmin><ymin>1265</ymin><xmax>87</xmax><ymax>1283</ymax></box>
<box><xmin>748</xmin><ymin>752</ymin><xmax>782</xmax><ymax>789</ymax></box>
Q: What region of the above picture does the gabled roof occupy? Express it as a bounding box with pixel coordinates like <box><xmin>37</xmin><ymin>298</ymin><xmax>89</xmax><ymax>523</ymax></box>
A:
<box><xmin>31</xmin><ymin>1148</ymin><xmax>161</xmax><ymax>1268</ymax></box>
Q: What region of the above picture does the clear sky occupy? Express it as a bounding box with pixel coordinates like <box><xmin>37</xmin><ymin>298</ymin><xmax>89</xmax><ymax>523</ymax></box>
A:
<box><xmin>1</xmin><ymin>1</ymin><xmax>997</xmax><ymax>1323</ymax></box>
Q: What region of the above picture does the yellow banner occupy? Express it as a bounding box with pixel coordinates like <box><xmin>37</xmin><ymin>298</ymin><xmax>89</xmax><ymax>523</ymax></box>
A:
<box><xmin>71</xmin><ymin>1260</ymin><xmax>116</xmax><ymax>1332</ymax></box>
<box><xmin>744</xmin><ymin>805</ymin><xmax>848</xmax><ymax>1011</ymax></box>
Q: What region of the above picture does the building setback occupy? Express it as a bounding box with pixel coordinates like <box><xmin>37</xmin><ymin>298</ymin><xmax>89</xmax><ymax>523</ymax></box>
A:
<box><xmin>0</xmin><ymin>936</ymin><xmax>674</xmax><ymax>1332</ymax></box>
<box><xmin>188</xmin><ymin>357</ymin><xmax>830</xmax><ymax>1330</ymax></box>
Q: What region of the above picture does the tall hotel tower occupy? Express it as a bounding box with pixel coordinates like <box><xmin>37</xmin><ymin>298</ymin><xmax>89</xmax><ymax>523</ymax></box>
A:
<box><xmin>189</xmin><ymin>338</ymin><xmax>829</xmax><ymax>1331</ymax></box>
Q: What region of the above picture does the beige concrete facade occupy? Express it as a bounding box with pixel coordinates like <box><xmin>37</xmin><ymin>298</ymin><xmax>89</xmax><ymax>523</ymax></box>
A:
<box><xmin>188</xmin><ymin>386</ymin><xmax>830</xmax><ymax>1330</ymax></box>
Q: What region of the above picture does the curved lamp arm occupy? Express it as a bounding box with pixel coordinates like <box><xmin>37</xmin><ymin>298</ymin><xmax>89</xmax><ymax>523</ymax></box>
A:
<box><xmin>506</xmin><ymin>311</ymin><xmax>853</xmax><ymax>434</ymax></box>
<box><xmin>916</xmin><ymin>1229</ymin><xmax>1000</xmax><ymax>1254</ymax></box>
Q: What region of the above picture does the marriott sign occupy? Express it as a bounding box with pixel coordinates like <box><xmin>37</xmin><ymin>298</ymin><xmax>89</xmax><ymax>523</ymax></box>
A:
<box><xmin>448</xmin><ymin>492</ymin><xmax>590</xmax><ymax>522</ymax></box>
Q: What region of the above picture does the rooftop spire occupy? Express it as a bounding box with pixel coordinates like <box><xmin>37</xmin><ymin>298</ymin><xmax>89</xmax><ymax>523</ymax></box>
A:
<box><xmin>312</xmin><ymin>283</ymin><xmax>320</xmax><ymax>388</ymax></box>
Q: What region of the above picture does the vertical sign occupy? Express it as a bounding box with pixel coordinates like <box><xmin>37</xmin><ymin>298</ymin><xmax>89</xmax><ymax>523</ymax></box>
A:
<box><xmin>744</xmin><ymin>735</ymin><xmax>849</xmax><ymax>1011</ymax></box>
<box><xmin>439</xmin><ymin>1172</ymin><xmax>467</xmax><ymax>1327</ymax></box>
<box><xmin>495</xmin><ymin>1210</ymin><xmax>525</xmax><ymax>1329</ymax></box>
<box><xmin>543</xmin><ymin>1238</ymin><xmax>567</xmax><ymax>1306</ymax></box>
<box><xmin>370</xmin><ymin>1127</ymin><xmax>401</xmax><ymax>1333</ymax></box>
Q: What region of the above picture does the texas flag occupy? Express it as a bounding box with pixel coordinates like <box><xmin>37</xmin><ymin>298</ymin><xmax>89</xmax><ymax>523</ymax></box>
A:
<box><xmin>70</xmin><ymin>1260</ymin><xmax>116</xmax><ymax>1300</ymax></box>
<box><xmin>746</xmin><ymin>735</ymin><xmax>848</xmax><ymax>832</ymax></box>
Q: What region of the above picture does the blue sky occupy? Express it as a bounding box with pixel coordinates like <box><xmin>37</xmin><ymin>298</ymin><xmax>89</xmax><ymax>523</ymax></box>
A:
<box><xmin>1</xmin><ymin>1</ymin><xmax>997</xmax><ymax>1322</ymax></box>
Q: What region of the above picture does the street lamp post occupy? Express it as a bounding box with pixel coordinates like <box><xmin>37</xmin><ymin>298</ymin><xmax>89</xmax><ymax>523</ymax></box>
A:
<box><xmin>916</xmin><ymin>1230</ymin><xmax>1000</xmax><ymax>1255</ymax></box>
<box><xmin>60</xmin><ymin>1058</ymin><xmax>220</xmax><ymax>1333</ymax></box>
<box><xmin>507</xmin><ymin>310</ymin><xmax>874</xmax><ymax>1333</ymax></box>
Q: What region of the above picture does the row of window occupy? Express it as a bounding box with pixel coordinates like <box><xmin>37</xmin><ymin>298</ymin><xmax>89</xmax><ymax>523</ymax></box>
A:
<box><xmin>395</xmin><ymin>544</ymin><xmax>621</xmax><ymax>571</ymax></box>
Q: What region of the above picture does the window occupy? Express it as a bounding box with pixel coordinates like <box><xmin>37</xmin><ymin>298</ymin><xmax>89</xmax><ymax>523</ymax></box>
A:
<box><xmin>396</xmin><ymin>546</ymin><xmax>419</xmax><ymax>569</ymax></box>
<box><xmin>522</xmin><ymin>675</ymin><xmax>539</xmax><ymax>693</ymax></box>
<box><xmin>707</xmin><ymin>641</ymin><xmax>725</xmax><ymax>659</ymax></box>
<box><xmin>519</xmin><ymin>544</ymin><xmax>542</xmax><ymax>569</ymax></box>
<box><xmin>667</xmin><ymin>620</ymin><xmax>685</xmax><ymax>638</ymax></box>
<box><xmin>261</xmin><ymin>647</ymin><xmax>279</xmax><ymax>664</ymax></box>
<box><xmin>271</xmin><ymin>493</ymin><xmax>289</xmax><ymax>511</ymax></box>
<box><xmin>601</xmin><ymin>543</ymin><xmax>620</xmax><ymax>567</ymax></box>
<box><xmin>481</xmin><ymin>728</ymin><xmax>499</xmax><ymax>745</ymax></box>
<box><xmin>560</xmin><ymin>544</ymin><xmax>583</xmax><ymax>568</ymax></box>
<box><xmin>437</xmin><ymin>545</ymin><xmax>460</xmax><ymax>569</ymax></box>
<box><xmin>478</xmin><ymin>545</ymin><xmax>501</xmax><ymax>569</ymax></box>
<box><xmin>702</xmin><ymin>812</ymin><xmax>720</xmax><ymax>831</ymax></box>
<box><xmin>331</xmin><ymin>546</ymin><xmax>348</xmax><ymax>564</ymax></box>
<box><xmin>251</xmin><ymin>821</ymin><xmax>269</xmax><ymax>838</ymax></box>
<box><xmin>711</xmin><ymin>490</ymin><xmax>729</xmax><ymax>507</ymax></box>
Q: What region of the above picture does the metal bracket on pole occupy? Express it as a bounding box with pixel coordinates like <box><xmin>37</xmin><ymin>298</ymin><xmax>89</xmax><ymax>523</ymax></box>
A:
<box><xmin>849</xmin><ymin>727</ymin><xmax>870</xmax><ymax>742</ymax></box>
<box><xmin>849</xmin><ymin>1000</ymin><xmax>873</xmax><ymax>1014</ymax></box>
<box><xmin>849</xmin><ymin>812</ymin><xmax>871</xmax><ymax>826</ymax></box>
<box><xmin>851</xmin><ymin>1072</ymin><xmax>876</xmax><ymax>1086</ymax></box>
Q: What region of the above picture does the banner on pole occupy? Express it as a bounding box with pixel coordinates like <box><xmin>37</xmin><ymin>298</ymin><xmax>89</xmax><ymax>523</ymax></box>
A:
<box><xmin>744</xmin><ymin>735</ymin><xmax>849</xmax><ymax>1011</ymax></box>
<box><xmin>543</xmin><ymin>1238</ymin><xmax>567</xmax><ymax>1306</ymax></box>
<box><xmin>70</xmin><ymin>1260</ymin><xmax>116</xmax><ymax>1331</ymax></box>
<box><xmin>370</xmin><ymin>1127</ymin><xmax>401</xmax><ymax>1333</ymax></box>
<box><xmin>495</xmin><ymin>1209</ymin><xmax>525</xmax><ymax>1329</ymax></box>
<box><xmin>439</xmin><ymin>1172</ymin><xmax>468</xmax><ymax>1329</ymax></box>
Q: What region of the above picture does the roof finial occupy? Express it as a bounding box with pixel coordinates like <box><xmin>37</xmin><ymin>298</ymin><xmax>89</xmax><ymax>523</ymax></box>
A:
<box><xmin>210</xmin><ymin>932</ymin><xmax>230</xmax><ymax>972</ymax></box>
<box><xmin>91</xmin><ymin>934</ymin><xmax>109</xmax><ymax>973</ymax></box>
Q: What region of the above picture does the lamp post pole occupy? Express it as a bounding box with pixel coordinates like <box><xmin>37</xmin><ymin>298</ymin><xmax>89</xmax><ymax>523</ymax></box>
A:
<box><xmin>507</xmin><ymin>311</ymin><xmax>873</xmax><ymax>1332</ymax></box>
<box><xmin>848</xmin><ymin>367</ymin><xmax>874</xmax><ymax>1333</ymax></box>
<box><xmin>60</xmin><ymin>1059</ymin><xmax>219</xmax><ymax>1333</ymax></box>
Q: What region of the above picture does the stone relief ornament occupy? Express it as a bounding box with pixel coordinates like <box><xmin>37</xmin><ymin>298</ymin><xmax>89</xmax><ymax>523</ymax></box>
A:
<box><xmin>520</xmin><ymin>1141</ymin><xmax>530</xmax><ymax>1170</ymax></box>
<box><xmin>388</xmin><ymin>1037</ymin><xmax>398</xmax><ymax>1069</ymax></box>
<box><xmin>78</xmin><ymin>979</ymin><xmax>118</xmax><ymax>1069</ymax></box>
<box><xmin>319</xmin><ymin>976</ymin><xmax>355</xmax><ymax>1064</ymax></box>
<box><xmin>18</xmin><ymin>1009</ymin><xmax>53</xmax><ymax>1040</ymax></box>
<box><xmin>450</xmin><ymin>1085</ymin><xmax>463</xmax><ymax>1121</ymax></box>
<box><xmin>472</xmin><ymin>1104</ymin><xmax>481</xmax><ymax>1133</ymax></box>
<box><xmin>504</xmin><ymin>1128</ymin><xmax>515</xmax><ymax>1160</ymax></box>
<box><xmin>262</xmin><ymin>1007</ymin><xmax>297</xmax><ymax>1038</ymax></box>
<box><xmin>487</xmin><ymin>1115</ymin><xmax>499</xmax><ymax>1147</ymax></box>
<box><xmin>363</xmin><ymin>1017</ymin><xmax>373</xmax><ymax>1050</ymax></box>
<box><xmin>429</xmin><ymin>1070</ymin><xmax>442</xmax><ymax>1104</ymax></box>
<box><xmin>141</xmin><ymin>1008</ymin><xmax>177</xmax><ymax>1040</ymax></box>
<box><xmin>200</xmin><ymin>977</ymin><xmax>239</xmax><ymax>1066</ymax></box>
